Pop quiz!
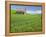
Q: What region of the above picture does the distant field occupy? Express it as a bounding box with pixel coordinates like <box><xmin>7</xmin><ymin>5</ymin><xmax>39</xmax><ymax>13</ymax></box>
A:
<box><xmin>11</xmin><ymin>10</ymin><xmax>16</xmax><ymax>14</ymax></box>
<box><xmin>10</xmin><ymin>11</ymin><xmax>42</xmax><ymax>33</ymax></box>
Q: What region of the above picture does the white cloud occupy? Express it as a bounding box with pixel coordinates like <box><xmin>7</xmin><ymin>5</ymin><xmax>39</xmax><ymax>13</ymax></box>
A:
<box><xmin>26</xmin><ymin>10</ymin><xmax>41</xmax><ymax>14</ymax></box>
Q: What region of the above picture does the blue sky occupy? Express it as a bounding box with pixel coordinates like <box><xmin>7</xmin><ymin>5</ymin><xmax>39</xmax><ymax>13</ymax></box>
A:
<box><xmin>11</xmin><ymin>5</ymin><xmax>42</xmax><ymax>14</ymax></box>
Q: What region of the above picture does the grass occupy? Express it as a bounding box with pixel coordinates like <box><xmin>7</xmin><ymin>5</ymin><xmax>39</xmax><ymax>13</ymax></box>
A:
<box><xmin>11</xmin><ymin>10</ymin><xmax>16</xmax><ymax>14</ymax></box>
<box><xmin>10</xmin><ymin>13</ymin><xmax>42</xmax><ymax>33</ymax></box>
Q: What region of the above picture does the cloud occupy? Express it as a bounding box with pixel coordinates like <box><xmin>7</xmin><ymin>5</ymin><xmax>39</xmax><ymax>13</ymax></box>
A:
<box><xmin>26</xmin><ymin>10</ymin><xmax>41</xmax><ymax>14</ymax></box>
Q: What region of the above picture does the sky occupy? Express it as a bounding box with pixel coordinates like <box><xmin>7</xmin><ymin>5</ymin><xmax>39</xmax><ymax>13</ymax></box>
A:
<box><xmin>11</xmin><ymin>5</ymin><xmax>42</xmax><ymax>14</ymax></box>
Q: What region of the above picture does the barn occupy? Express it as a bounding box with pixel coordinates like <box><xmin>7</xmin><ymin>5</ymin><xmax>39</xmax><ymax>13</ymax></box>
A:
<box><xmin>16</xmin><ymin>8</ymin><xmax>26</xmax><ymax>14</ymax></box>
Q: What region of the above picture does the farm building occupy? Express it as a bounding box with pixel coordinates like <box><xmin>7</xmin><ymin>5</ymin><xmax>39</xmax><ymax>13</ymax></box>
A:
<box><xmin>16</xmin><ymin>8</ymin><xmax>26</xmax><ymax>14</ymax></box>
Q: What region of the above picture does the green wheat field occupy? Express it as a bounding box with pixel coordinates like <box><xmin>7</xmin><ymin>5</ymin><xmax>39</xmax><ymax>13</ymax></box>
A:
<box><xmin>10</xmin><ymin>10</ymin><xmax>42</xmax><ymax>33</ymax></box>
